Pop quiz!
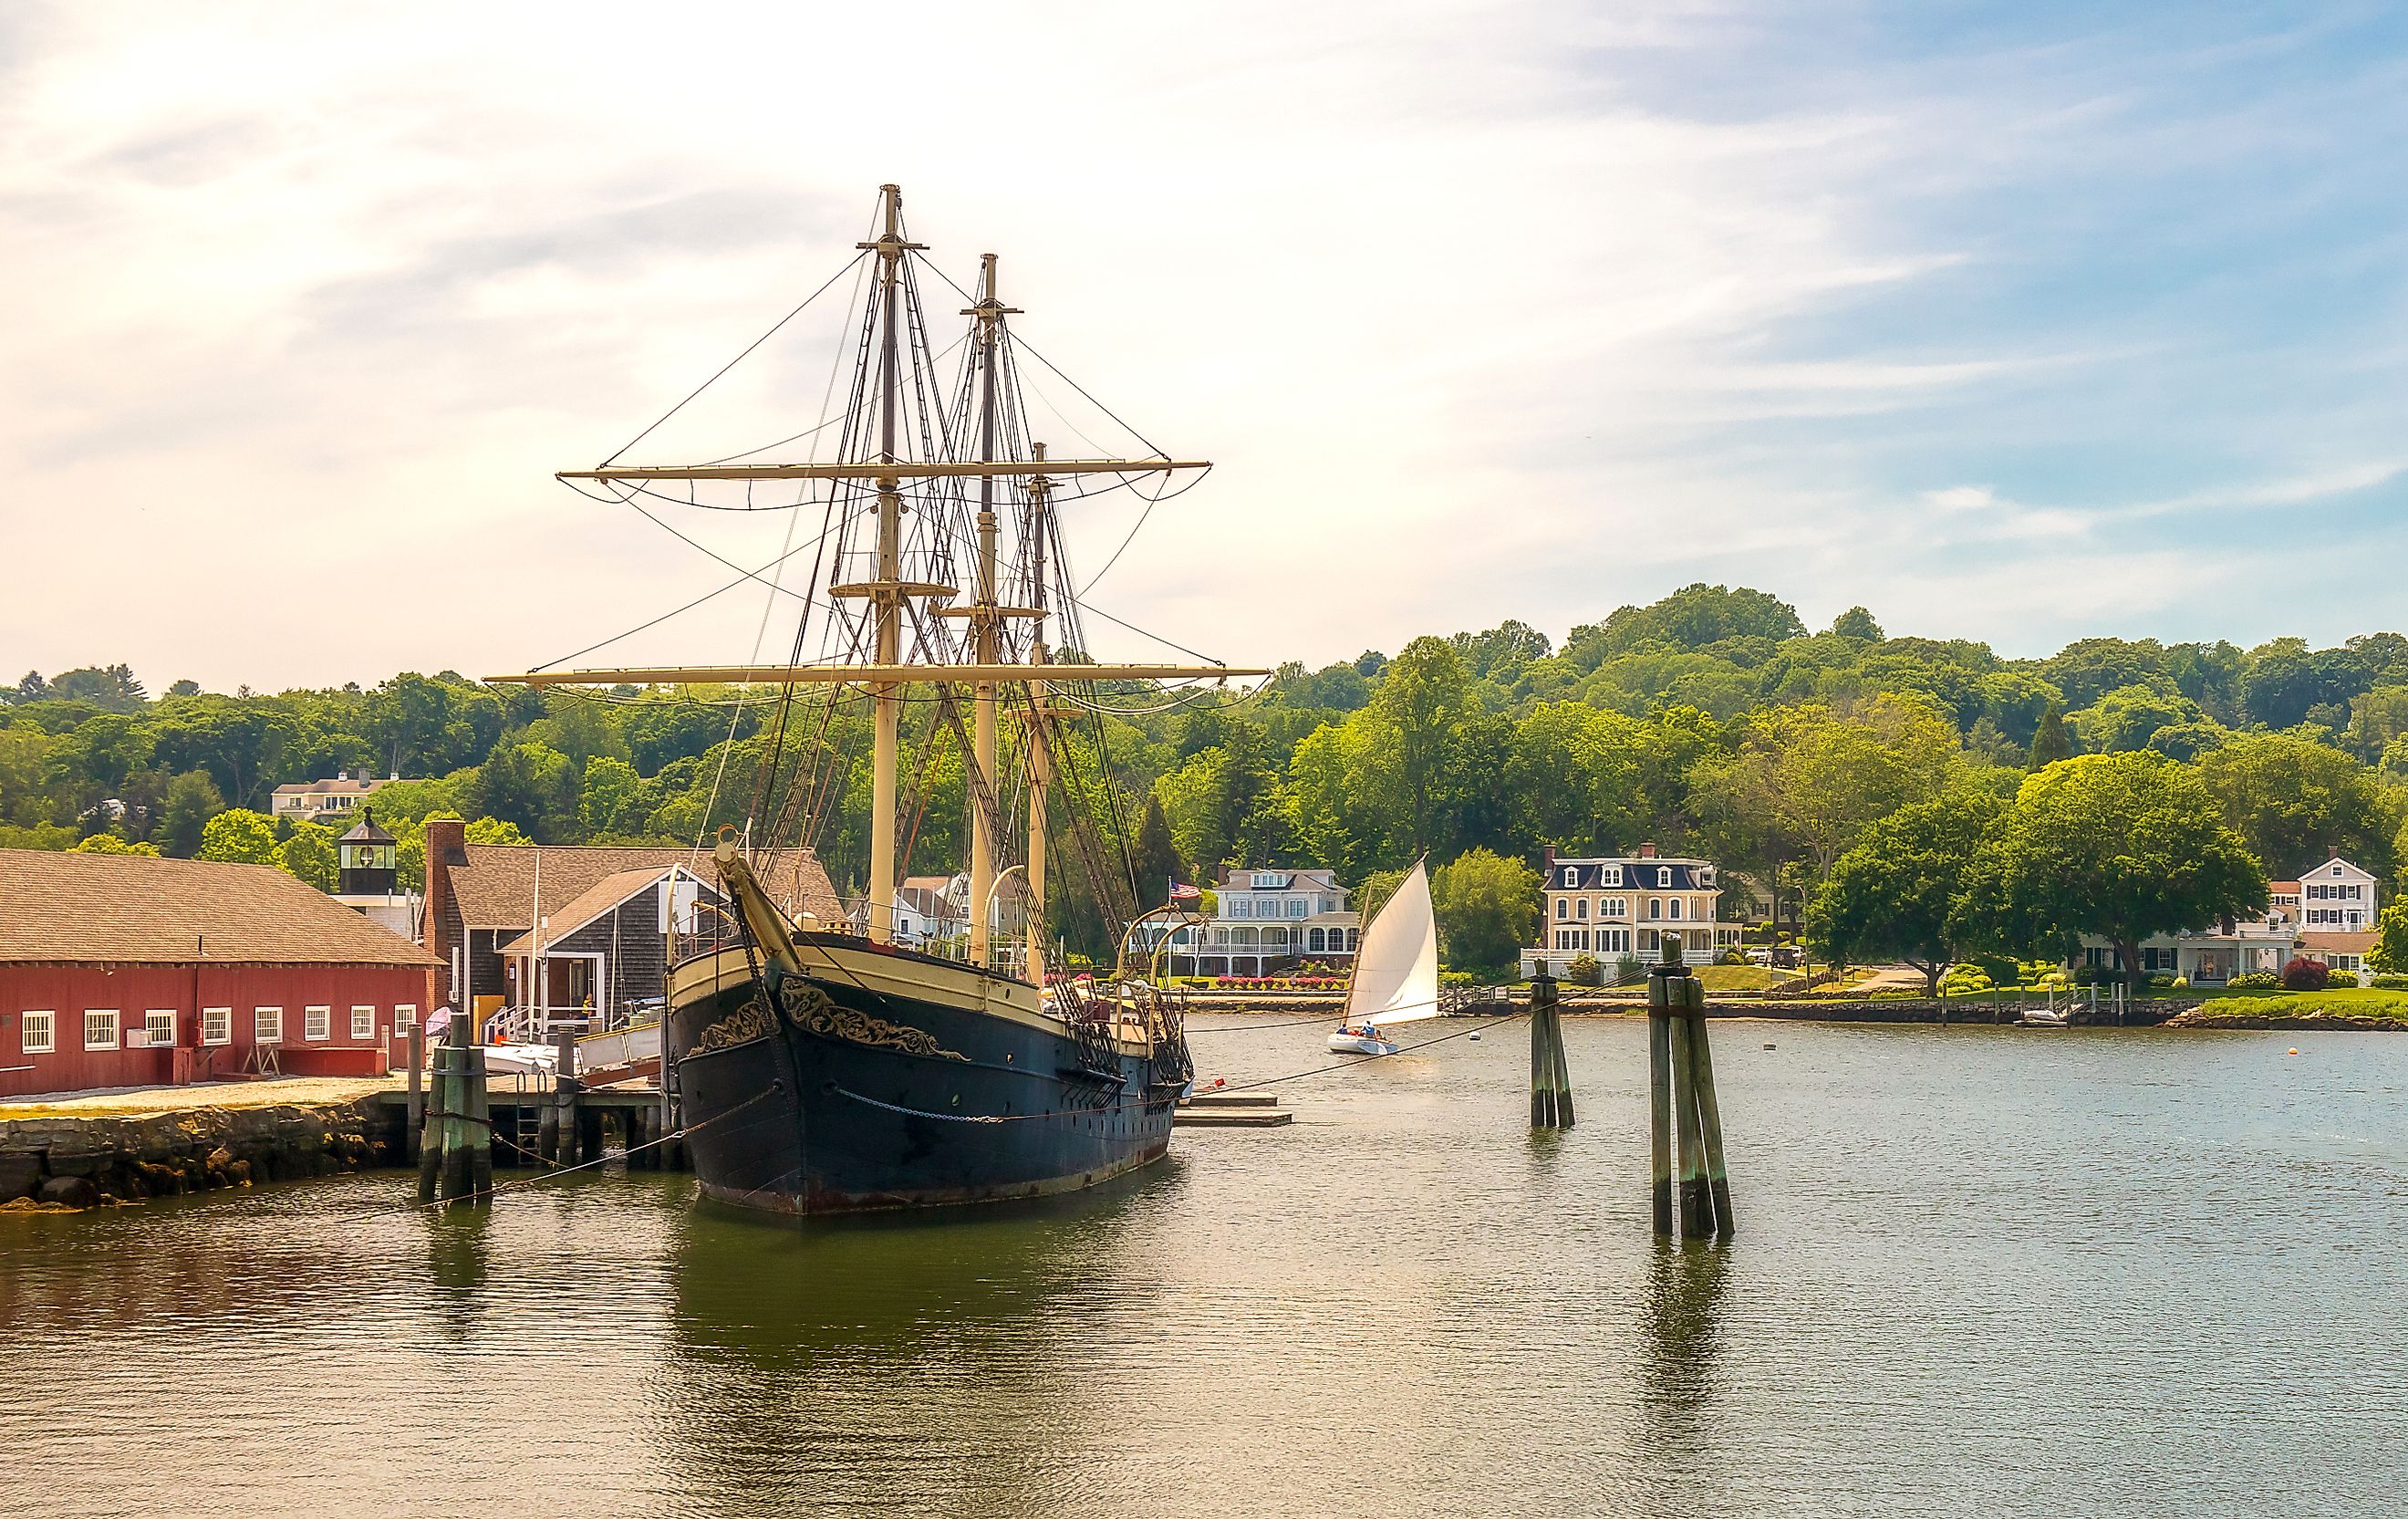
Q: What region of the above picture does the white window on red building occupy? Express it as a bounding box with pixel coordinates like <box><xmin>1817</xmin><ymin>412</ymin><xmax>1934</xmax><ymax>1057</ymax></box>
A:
<box><xmin>144</xmin><ymin>1009</ymin><xmax>176</xmax><ymax>1046</ymax></box>
<box><xmin>395</xmin><ymin>1004</ymin><xmax>418</xmax><ymax>1034</ymax></box>
<box><xmin>305</xmin><ymin>1006</ymin><xmax>331</xmax><ymax>1041</ymax></box>
<box><xmin>202</xmin><ymin>1007</ymin><xmax>232</xmax><ymax>1046</ymax></box>
<box><xmin>350</xmin><ymin>1005</ymin><xmax>376</xmax><ymax>1040</ymax></box>
<box><xmin>255</xmin><ymin>1007</ymin><xmax>284</xmax><ymax>1044</ymax></box>
<box><xmin>84</xmin><ymin>1009</ymin><xmax>119</xmax><ymax>1050</ymax></box>
<box><xmin>21</xmin><ymin>1011</ymin><xmax>55</xmax><ymax>1054</ymax></box>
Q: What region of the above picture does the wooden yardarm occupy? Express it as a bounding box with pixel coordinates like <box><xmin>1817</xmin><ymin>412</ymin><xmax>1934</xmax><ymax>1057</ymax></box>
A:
<box><xmin>1646</xmin><ymin>941</ymin><xmax>1734</xmax><ymax>1241</ymax></box>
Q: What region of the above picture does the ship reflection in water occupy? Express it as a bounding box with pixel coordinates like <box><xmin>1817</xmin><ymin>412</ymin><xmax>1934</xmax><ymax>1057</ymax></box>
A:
<box><xmin>5</xmin><ymin>1018</ymin><xmax>2408</xmax><ymax>1517</ymax></box>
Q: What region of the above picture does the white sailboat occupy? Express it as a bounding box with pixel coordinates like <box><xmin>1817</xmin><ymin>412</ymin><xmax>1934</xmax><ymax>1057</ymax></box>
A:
<box><xmin>1328</xmin><ymin>860</ymin><xmax>1440</xmax><ymax>1056</ymax></box>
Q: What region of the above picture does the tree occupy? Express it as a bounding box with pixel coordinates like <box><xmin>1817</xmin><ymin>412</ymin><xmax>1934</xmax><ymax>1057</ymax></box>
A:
<box><xmin>2069</xmin><ymin>683</ymin><xmax>2202</xmax><ymax>753</ymax></box>
<box><xmin>1703</xmin><ymin>696</ymin><xmax>1960</xmax><ymax>878</ymax></box>
<box><xmin>2195</xmin><ymin>732</ymin><xmax>2401</xmax><ymax>879</ymax></box>
<box><xmin>1956</xmin><ymin>753</ymin><xmax>2266</xmax><ymax>987</ymax></box>
<box><xmin>196</xmin><ymin>808</ymin><xmax>281</xmax><ymax>866</ymax></box>
<box><xmin>1564</xmin><ymin>584</ymin><xmax>1806</xmax><ymax>669</ymax></box>
<box><xmin>1354</xmin><ymin>637</ymin><xmax>1478</xmax><ymax>859</ymax></box>
<box><xmin>275</xmin><ymin>820</ymin><xmax>338</xmax><ymax>890</ymax></box>
<box><xmin>466</xmin><ymin>816</ymin><xmax>534</xmax><ymax>847</ymax></box>
<box><xmin>2368</xmin><ymin>900</ymin><xmax>2408</xmax><ymax>977</ymax></box>
<box><xmin>70</xmin><ymin>833</ymin><xmax>161</xmax><ymax>857</ymax></box>
<box><xmin>1811</xmin><ymin>791</ymin><xmax>1999</xmax><ymax>993</ymax></box>
<box><xmin>1831</xmin><ymin>606</ymin><xmax>1884</xmax><ymax>641</ymax></box>
<box><xmin>579</xmin><ymin>755</ymin><xmax>647</xmax><ymax>839</ymax></box>
<box><xmin>2027</xmin><ymin>704</ymin><xmax>2071</xmax><ymax>767</ymax></box>
<box><xmin>1131</xmin><ymin>795</ymin><xmax>1184</xmax><ymax>903</ymax></box>
<box><xmin>164</xmin><ymin>679</ymin><xmax>202</xmax><ymax>698</ymax></box>
<box><xmin>49</xmin><ymin>664</ymin><xmax>147</xmax><ymax>712</ymax></box>
<box><xmin>158</xmin><ymin>770</ymin><xmax>224</xmax><ymax>857</ymax></box>
<box><xmin>1429</xmin><ymin>848</ymin><xmax>1538</xmax><ymax>976</ymax></box>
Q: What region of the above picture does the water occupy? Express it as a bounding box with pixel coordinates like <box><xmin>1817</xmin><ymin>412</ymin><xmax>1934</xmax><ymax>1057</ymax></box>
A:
<box><xmin>5</xmin><ymin>1017</ymin><xmax>2405</xmax><ymax>1518</ymax></box>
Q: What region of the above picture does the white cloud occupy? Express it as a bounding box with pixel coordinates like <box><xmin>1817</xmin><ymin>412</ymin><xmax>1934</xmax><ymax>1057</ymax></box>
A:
<box><xmin>0</xmin><ymin>1</ymin><xmax>2402</xmax><ymax>686</ymax></box>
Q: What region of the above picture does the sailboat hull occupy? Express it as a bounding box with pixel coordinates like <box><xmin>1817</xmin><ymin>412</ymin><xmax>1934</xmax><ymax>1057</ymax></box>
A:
<box><xmin>665</xmin><ymin>938</ymin><xmax>1185</xmax><ymax>1215</ymax></box>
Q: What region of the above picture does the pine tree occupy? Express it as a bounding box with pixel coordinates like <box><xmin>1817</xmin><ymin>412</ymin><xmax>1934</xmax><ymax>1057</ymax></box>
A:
<box><xmin>2027</xmin><ymin>705</ymin><xmax>2072</xmax><ymax>768</ymax></box>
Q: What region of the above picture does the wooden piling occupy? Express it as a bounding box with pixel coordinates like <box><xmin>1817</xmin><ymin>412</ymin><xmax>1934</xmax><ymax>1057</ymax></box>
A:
<box><xmin>1529</xmin><ymin>971</ymin><xmax>1572</xmax><ymax>1128</ymax></box>
<box><xmin>658</xmin><ymin>1046</ymin><xmax>680</xmax><ymax>1171</ymax></box>
<box><xmin>1681</xmin><ymin>975</ymin><xmax>1736</xmax><ymax>1240</ymax></box>
<box><xmin>1669</xmin><ymin>1012</ymin><xmax>1714</xmax><ymax>1237</ymax></box>
<box><xmin>1645</xmin><ymin>967</ymin><xmax>1675</xmax><ymax>1236</ymax></box>
<box><xmin>404</xmin><ymin>1020</ymin><xmax>425</xmax><ymax>1163</ymax></box>
<box><xmin>415</xmin><ymin>1037</ymin><xmax>444</xmax><ymax>1203</ymax></box>
<box><xmin>464</xmin><ymin>1043</ymin><xmax>493</xmax><ymax>1202</ymax></box>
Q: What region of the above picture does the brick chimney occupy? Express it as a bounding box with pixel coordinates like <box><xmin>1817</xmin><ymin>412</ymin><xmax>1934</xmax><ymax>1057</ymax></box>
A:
<box><xmin>1638</xmin><ymin>841</ymin><xmax>1657</xmax><ymax>859</ymax></box>
<box><xmin>2330</xmin><ymin>845</ymin><xmax>2341</xmax><ymax>860</ymax></box>
<box><xmin>1541</xmin><ymin>845</ymin><xmax>1556</xmax><ymax>869</ymax></box>
<box><xmin>421</xmin><ymin>816</ymin><xmax>469</xmax><ymax>970</ymax></box>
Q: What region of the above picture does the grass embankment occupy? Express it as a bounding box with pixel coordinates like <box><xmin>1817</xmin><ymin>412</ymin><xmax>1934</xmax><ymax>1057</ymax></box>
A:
<box><xmin>2168</xmin><ymin>989</ymin><xmax>2408</xmax><ymax>1028</ymax></box>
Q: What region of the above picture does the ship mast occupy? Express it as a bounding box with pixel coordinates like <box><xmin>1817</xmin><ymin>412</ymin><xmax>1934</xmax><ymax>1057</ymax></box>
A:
<box><xmin>964</xmin><ymin>253</ymin><xmax>1018</xmax><ymax>969</ymax></box>
<box><xmin>1026</xmin><ymin>441</ymin><xmax>1053</xmax><ymax>973</ymax></box>
<box><xmin>860</xmin><ymin>183</ymin><xmax>923</xmax><ymax>946</ymax></box>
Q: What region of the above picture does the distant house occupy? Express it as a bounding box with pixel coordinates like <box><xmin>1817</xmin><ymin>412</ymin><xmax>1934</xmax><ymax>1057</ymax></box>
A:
<box><xmin>420</xmin><ymin>817</ymin><xmax>842</xmax><ymax>1030</ymax></box>
<box><xmin>1163</xmin><ymin>867</ymin><xmax>1358</xmax><ymax>978</ymax></box>
<box><xmin>0</xmin><ymin>848</ymin><xmax>439</xmax><ymax>1098</ymax></box>
<box><xmin>270</xmin><ymin>771</ymin><xmax>410</xmax><ymax>827</ymax></box>
<box><xmin>1523</xmin><ymin>843</ymin><xmax>1739</xmax><ymax>977</ymax></box>
<box><xmin>2077</xmin><ymin>851</ymin><xmax>2380</xmax><ymax>981</ymax></box>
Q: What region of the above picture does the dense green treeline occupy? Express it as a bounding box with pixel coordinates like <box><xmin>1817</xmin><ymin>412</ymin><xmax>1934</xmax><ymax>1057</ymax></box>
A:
<box><xmin>10</xmin><ymin>584</ymin><xmax>2408</xmax><ymax>972</ymax></box>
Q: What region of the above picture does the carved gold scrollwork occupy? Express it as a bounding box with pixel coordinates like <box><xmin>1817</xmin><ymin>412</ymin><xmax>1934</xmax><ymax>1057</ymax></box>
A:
<box><xmin>777</xmin><ymin>979</ymin><xmax>967</xmax><ymax>1061</ymax></box>
<box><xmin>692</xmin><ymin>992</ymin><xmax>773</xmax><ymax>1054</ymax></box>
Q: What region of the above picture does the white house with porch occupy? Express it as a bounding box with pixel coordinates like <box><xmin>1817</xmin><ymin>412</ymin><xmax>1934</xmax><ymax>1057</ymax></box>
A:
<box><xmin>1162</xmin><ymin>866</ymin><xmax>1359</xmax><ymax>977</ymax></box>
<box><xmin>2077</xmin><ymin>852</ymin><xmax>2381</xmax><ymax>982</ymax></box>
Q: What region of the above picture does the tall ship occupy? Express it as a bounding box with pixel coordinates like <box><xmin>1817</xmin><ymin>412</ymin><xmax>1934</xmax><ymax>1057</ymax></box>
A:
<box><xmin>492</xmin><ymin>186</ymin><xmax>1260</xmax><ymax>1214</ymax></box>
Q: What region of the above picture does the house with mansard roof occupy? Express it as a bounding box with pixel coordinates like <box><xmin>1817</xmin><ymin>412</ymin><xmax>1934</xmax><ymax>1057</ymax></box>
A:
<box><xmin>1523</xmin><ymin>843</ymin><xmax>1740</xmax><ymax>978</ymax></box>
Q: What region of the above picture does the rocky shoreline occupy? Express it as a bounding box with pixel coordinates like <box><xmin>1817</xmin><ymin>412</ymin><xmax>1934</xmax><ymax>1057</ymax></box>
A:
<box><xmin>0</xmin><ymin>1098</ymin><xmax>393</xmax><ymax>1212</ymax></box>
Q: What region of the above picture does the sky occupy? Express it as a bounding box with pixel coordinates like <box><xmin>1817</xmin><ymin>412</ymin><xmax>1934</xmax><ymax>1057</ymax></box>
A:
<box><xmin>3</xmin><ymin>1</ymin><xmax>2405</xmax><ymax>692</ymax></box>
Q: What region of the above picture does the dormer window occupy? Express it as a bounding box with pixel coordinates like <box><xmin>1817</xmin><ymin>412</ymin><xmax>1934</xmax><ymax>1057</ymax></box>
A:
<box><xmin>1602</xmin><ymin>865</ymin><xmax>1622</xmax><ymax>887</ymax></box>
<box><xmin>1562</xmin><ymin>867</ymin><xmax>1578</xmax><ymax>889</ymax></box>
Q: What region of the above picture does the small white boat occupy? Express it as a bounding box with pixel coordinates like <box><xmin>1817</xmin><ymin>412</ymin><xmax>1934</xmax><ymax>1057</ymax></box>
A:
<box><xmin>2017</xmin><ymin>1008</ymin><xmax>2071</xmax><ymax>1028</ymax></box>
<box><xmin>1327</xmin><ymin>858</ymin><xmax>1440</xmax><ymax>1056</ymax></box>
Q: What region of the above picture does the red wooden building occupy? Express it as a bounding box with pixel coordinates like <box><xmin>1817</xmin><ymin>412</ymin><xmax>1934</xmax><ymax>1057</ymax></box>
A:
<box><xmin>0</xmin><ymin>848</ymin><xmax>441</xmax><ymax>1099</ymax></box>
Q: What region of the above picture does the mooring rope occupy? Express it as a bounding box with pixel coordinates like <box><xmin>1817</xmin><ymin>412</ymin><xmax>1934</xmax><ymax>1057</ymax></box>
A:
<box><xmin>828</xmin><ymin>1010</ymin><xmax>1529</xmax><ymax>1126</ymax></box>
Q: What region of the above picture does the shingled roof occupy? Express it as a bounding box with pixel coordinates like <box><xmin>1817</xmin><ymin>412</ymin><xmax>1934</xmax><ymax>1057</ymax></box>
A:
<box><xmin>495</xmin><ymin>866</ymin><xmax>690</xmax><ymax>959</ymax></box>
<box><xmin>0</xmin><ymin>848</ymin><xmax>441</xmax><ymax>966</ymax></box>
<box><xmin>449</xmin><ymin>844</ymin><xmax>843</xmax><ymax>932</ymax></box>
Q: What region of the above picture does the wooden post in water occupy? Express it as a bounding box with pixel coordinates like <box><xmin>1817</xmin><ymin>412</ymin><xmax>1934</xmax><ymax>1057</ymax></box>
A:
<box><xmin>550</xmin><ymin>1027</ymin><xmax>578</xmax><ymax>1168</ymax></box>
<box><xmin>415</xmin><ymin>1034</ymin><xmax>445</xmax><ymax>1202</ymax></box>
<box><xmin>1645</xmin><ymin>965</ymin><xmax>1675</xmax><ymax>1236</ymax></box>
<box><xmin>418</xmin><ymin>1015</ymin><xmax>493</xmax><ymax>1207</ymax></box>
<box><xmin>405</xmin><ymin>1019</ymin><xmax>425</xmax><ymax>1163</ymax></box>
<box><xmin>1528</xmin><ymin>969</ymin><xmax>1572</xmax><ymax>1128</ymax></box>
<box><xmin>464</xmin><ymin>1042</ymin><xmax>493</xmax><ymax>1202</ymax></box>
<box><xmin>1669</xmin><ymin>1008</ymin><xmax>1713</xmax><ymax>1237</ymax></box>
<box><xmin>1681</xmin><ymin>973</ymin><xmax>1735</xmax><ymax>1239</ymax></box>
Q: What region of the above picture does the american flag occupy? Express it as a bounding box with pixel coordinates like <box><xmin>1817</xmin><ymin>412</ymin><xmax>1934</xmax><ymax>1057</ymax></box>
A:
<box><xmin>1169</xmin><ymin>881</ymin><xmax>1201</xmax><ymax>902</ymax></box>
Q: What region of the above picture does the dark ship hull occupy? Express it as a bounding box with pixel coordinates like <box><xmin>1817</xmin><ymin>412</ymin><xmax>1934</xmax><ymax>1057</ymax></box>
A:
<box><xmin>664</xmin><ymin>934</ymin><xmax>1189</xmax><ymax>1215</ymax></box>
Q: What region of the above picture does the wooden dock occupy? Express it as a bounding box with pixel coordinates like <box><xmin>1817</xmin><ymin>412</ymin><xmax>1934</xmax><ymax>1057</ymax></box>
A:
<box><xmin>1176</xmin><ymin>1090</ymin><xmax>1294</xmax><ymax>1128</ymax></box>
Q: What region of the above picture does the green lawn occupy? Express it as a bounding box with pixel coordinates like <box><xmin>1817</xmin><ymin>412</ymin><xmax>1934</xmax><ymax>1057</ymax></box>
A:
<box><xmin>2182</xmin><ymin>989</ymin><xmax>2408</xmax><ymax>1022</ymax></box>
<box><xmin>1693</xmin><ymin>964</ymin><xmax>1780</xmax><ymax>992</ymax></box>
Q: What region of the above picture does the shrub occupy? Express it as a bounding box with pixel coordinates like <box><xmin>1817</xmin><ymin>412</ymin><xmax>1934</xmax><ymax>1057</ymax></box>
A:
<box><xmin>1718</xmin><ymin>947</ymin><xmax>1746</xmax><ymax>966</ymax></box>
<box><xmin>1938</xmin><ymin>964</ymin><xmax>1993</xmax><ymax>996</ymax></box>
<box><xmin>1615</xmin><ymin>953</ymin><xmax>1645</xmax><ymax>985</ymax></box>
<box><xmin>2146</xmin><ymin>972</ymin><xmax>2176</xmax><ymax>990</ymax></box>
<box><xmin>2227</xmin><ymin>973</ymin><xmax>2279</xmax><ymax>990</ymax></box>
<box><xmin>2328</xmin><ymin>970</ymin><xmax>2360</xmax><ymax>988</ymax></box>
<box><xmin>1439</xmin><ymin>971</ymin><xmax>1474</xmax><ymax>988</ymax></box>
<box><xmin>2281</xmin><ymin>956</ymin><xmax>2330</xmax><ymax>993</ymax></box>
<box><xmin>1565</xmin><ymin>953</ymin><xmax>1603</xmax><ymax>987</ymax></box>
<box><xmin>2169</xmin><ymin>976</ymin><xmax>2189</xmax><ymax>991</ymax></box>
<box><xmin>2372</xmin><ymin>974</ymin><xmax>2408</xmax><ymax>992</ymax></box>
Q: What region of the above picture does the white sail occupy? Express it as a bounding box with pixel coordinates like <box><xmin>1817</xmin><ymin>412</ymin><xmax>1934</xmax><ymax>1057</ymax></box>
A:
<box><xmin>1344</xmin><ymin>860</ymin><xmax>1440</xmax><ymax>1028</ymax></box>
